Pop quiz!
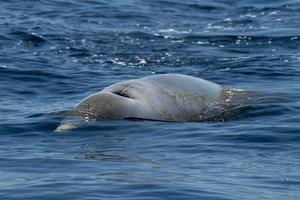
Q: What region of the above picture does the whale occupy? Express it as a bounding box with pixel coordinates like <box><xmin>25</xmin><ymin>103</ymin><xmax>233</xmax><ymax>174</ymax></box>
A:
<box><xmin>55</xmin><ymin>74</ymin><xmax>253</xmax><ymax>132</ymax></box>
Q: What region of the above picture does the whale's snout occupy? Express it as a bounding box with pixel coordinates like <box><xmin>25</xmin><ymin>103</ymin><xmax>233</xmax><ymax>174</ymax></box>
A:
<box><xmin>55</xmin><ymin>115</ymin><xmax>90</xmax><ymax>132</ymax></box>
<box><xmin>55</xmin><ymin>123</ymin><xmax>77</xmax><ymax>132</ymax></box>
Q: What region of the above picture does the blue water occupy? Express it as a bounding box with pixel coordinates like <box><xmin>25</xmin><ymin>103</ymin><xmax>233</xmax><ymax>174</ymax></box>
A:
<box><xmin>1</xmin><ymin>0</ymin><xmax>300</xmax><ymax>199</ymax></box>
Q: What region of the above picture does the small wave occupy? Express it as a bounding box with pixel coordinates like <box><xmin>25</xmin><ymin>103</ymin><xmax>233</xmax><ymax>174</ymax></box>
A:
<box><xmin>10</xmin><ymin>30</ymin><xmax>46</xmax><ymax>47</ymax></box>
<box><xmin>0</xmin><ymin>68</ymin><xmax>69</xmax><ymax>80</ymax></box>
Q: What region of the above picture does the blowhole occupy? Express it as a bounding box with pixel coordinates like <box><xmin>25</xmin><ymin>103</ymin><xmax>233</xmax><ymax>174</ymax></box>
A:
<box><xmin>113</xmin><ymin>90</ymin><xmax>131</xmax><ymax>99</ymax></box>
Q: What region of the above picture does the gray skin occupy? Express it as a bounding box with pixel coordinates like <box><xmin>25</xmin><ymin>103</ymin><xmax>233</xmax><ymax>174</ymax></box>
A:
<box><xmin>55</xmin><ymin>74</ymin><xmax>246</xmax><ymax>132</ymax></box>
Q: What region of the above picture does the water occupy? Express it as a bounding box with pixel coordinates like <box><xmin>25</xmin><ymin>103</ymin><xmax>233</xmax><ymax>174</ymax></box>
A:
<box><xmin>1</xmin><ymin>0</ymin><xmax>300</xmax><ymax>199</ymax></box>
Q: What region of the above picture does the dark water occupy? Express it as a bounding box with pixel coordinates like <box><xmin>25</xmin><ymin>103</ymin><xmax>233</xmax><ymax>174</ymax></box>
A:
<box><xmin>1</xmin><ymin>0</ymin><xmax>300</xmax><ymax>199</ymax></box>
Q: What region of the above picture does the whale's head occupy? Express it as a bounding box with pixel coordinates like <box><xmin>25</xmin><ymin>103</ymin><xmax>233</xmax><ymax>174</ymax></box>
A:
<box><xmin>55</xmin><ymin>80</ymin><xmax>163</xmax><ymax>132</ymax></box>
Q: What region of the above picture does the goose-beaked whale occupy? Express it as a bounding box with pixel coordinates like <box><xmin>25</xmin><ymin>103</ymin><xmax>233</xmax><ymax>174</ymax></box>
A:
<box><xmin>55</xmin><ymin>74</ymin><xmax>252</xmax><ymax>132</ymax></box>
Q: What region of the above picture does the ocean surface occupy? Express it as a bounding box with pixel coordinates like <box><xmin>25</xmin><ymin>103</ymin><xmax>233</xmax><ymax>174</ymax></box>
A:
<box><xmin>1</xmin><ymin>0</ymin><xmax>300</xmax><ymax>199</ymax></box>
